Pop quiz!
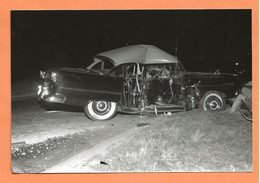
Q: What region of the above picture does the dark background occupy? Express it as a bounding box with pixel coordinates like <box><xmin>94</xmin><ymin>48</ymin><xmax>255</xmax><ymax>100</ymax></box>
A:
<box><xmin>11</xmin><ymin>10</ymin><xmax>252</xmax><ymax>83</ymax></box>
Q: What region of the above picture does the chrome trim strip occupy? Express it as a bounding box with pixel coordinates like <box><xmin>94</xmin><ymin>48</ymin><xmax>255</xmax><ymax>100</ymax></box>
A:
<box><xmin>198</xmin><ymin>84</ymin><xmax>235</xmax><ymax>87</ymax></box>
<box><xmin>61</xmin><ymin>86</ymin><xmax>121</xmax><ymax>95</ymax></box>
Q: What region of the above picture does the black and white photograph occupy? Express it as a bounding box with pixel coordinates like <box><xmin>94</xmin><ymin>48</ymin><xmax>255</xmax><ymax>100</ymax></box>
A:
<box><xmin>11</xmin><ymin>10</ymin><xmax>252</xmax><ymax>173</ymax></box>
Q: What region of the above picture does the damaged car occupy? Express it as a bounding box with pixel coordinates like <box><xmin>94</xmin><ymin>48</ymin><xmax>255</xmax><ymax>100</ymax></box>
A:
<box><xmin>38</xmin><ymin>45</ymin><xmax>240</xmax><ymax>120</ymax></box>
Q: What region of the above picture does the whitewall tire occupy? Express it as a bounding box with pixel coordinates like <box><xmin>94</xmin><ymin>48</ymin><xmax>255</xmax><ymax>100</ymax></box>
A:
<box><xmin>84</xmin><ymin>101</ymin><xmax>117</xmax><ymax>121</ymax></box>
<box><xmin>199</xmin><ymin>91</ymin><xmax>226</xmax><ymax>112</ymax></box>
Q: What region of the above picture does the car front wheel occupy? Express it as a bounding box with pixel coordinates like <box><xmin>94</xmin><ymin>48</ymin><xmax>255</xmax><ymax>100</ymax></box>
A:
<box><xmin>84</xmin><ymin>101</ymin><xmax>117</xmax><ymax>121</ymax></box>
<box><xmin>199</xmin><ymin>91</ymin><xmax>226</xmax><ymax>112</ymax></box>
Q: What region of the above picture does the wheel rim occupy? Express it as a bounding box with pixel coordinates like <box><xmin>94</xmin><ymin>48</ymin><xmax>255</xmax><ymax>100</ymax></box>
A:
<box><xmin>205</xmin><ymin>96</ymin><xmax>222</xmax><ymax>111</ymax></box>
<box><xmin>92</xmin><ymin>101</ymin><xmax>111</xmax><ymax>115</ymax></box>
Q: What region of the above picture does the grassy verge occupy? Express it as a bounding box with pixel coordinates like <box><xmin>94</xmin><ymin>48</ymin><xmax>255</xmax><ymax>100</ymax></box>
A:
<box><xmin>84</xmin><ymin>110</ymin><xmax>252</xmax><ymax>172</ymax></box>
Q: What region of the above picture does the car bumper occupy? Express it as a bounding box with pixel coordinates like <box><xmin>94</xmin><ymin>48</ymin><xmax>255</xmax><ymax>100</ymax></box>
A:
<box><xmin>38</xmin><ymin>85</ymin><xmax>66</xmax><ymax>103</ymax></box>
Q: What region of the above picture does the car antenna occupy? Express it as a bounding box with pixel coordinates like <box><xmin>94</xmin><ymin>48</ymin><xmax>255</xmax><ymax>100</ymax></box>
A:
<box><xmin>174</xmin><ymin>39</ymin><xmax>186</xmax><ymax>72</ymax></box>
<box><xmin>175</xmin><ymin>39</ymin><xmax>178</xmax><ymax>56</ymax></box>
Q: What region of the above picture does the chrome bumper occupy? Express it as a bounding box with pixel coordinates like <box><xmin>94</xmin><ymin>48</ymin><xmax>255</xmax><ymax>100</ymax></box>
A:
<box><xmin>37</xmin><ymin>85</ymin><xmax>66</xmax><ymax>103</ymax></box>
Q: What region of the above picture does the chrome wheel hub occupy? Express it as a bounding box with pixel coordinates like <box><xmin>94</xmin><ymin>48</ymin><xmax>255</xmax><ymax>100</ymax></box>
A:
<box><xmin>96</xmin><ymin>101</ymin><xmax>108</xmax><ymax>112</ymax></box>
<box><xmin>209</xmin><ymin>101</ymin><xmax>220</xmax><ymax>110</ymax></box>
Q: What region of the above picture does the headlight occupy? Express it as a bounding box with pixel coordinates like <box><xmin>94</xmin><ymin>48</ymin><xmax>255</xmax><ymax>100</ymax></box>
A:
<box><xmin>51</xmin><ymin>72</ymin><xmax>62</xmax><ymax>83</ymax></box>
<box><xmin>39</xmin><ymin>86</ymin><xmax>51</xmax><ymax>99</ymax></box>
<box><xmin>40</xmin><ymin>70</ymin><xmax>46</xmax><ymax>79</ymax></box>
<box><xmin>235</xmin><ymin>90</ymin><xmax>239</xmax><ymax>96</ymax></box>
<box><xmin>37</xmin><ymin>85</ymin><xmax>42</xmax><ymax>95</ymax></box>
<box><xmin>51</xmin><ymin>72</ymin><xmax>57</xmax><ymax>82</ymax></box>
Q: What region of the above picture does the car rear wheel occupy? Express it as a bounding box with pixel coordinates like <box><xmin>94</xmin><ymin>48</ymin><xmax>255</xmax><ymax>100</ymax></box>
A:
<box><xmin>84</xmin><ymin>101</ymin><xmax>117</xmax><ymax>121</ymax></box>
<box><xmin>199</xmin><ymin>91</ymin><xmax>226</xmax><ymax>112</ymax></box>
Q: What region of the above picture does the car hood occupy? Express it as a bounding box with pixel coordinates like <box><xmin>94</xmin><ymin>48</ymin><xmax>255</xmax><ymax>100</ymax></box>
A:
<box><xmin>48</xmin><ymin>67</ymin><xmax>102</xmax><ymax>76</ymax></box>
<box><xmin>183</xmin><ymin>71</ymin><xmax>239</xmax><ymax>86</ymax></box>
<box><xmin>50</xmin><ymin>67</ymin><xmax>93</xmax><ymax>73</ymax></box>
<box><xmin>186</xmin><ymin>71</ymin><xmax>237</xmax><ymax>78</ymax></box>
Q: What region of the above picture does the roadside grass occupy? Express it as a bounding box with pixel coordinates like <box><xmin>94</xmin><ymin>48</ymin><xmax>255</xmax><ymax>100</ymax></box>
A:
<box><xmin>84</xmin><ymin>110</ymin><xmax>252</xmax><ymax>172</ymax></box>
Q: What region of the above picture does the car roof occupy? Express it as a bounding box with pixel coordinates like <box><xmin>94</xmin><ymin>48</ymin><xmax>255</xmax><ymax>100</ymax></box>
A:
<box><xmin>95</xmin><ymin>45</ymin><xmax>178</xmax><ymax>66</ymax></box>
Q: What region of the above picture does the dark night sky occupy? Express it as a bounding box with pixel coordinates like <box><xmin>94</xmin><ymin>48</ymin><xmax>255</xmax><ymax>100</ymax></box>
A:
<box><xmin>11</xmin><ymin>10</ymin><xmax>252</xmax><ymax>82</ymax></box>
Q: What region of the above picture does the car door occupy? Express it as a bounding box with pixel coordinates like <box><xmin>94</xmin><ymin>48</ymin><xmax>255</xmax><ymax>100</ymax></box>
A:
<box><xmin>109</xmin><ymin>63</ymin><xmax>138</xmax><ymax>108</ymax></box>
<box><xmin>80</xmin><ymin>59</ymin><xmax>124</xmax><ymax>103</ymax></box>
<box><xmin>167</xmin><ymin>64</ymin><xmax>186</xmax><ymax>105</ymax></box>
<box><xmin>60</xmin><ymin>68</ymin><xmax>124</xmax><ymax>106</ymax></box>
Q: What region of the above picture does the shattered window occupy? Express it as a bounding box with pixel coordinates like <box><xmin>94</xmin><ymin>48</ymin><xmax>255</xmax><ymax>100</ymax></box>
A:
<box><xmin>145</xmin><ymin>64</ymin><xmax>172</xmax><ymax>79</ymax></box>
<box><xmin>125</xmin><ymin>64</ymin><xmax>136</xmax><ymax>77</ymax></box>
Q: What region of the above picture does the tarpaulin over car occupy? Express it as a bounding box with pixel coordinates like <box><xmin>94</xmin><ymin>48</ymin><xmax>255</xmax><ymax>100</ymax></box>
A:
<box><xmin>95</xmin><ymin>45</ymin><xmax>178</xmax><ymax>66</ymax></box>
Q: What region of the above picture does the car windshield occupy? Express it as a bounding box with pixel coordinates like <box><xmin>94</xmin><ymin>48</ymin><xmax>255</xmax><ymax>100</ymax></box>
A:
<box><xmin>87</xmin><ymin>56</ymin><xmax>115</xmax><ymax>74</ymax></box>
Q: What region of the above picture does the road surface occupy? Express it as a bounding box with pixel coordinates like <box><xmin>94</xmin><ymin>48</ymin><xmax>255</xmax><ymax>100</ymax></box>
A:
<box><xmin>11</xmin><ymin>97</ymin><xmax>159</xmax><ymax>173</ymax></box>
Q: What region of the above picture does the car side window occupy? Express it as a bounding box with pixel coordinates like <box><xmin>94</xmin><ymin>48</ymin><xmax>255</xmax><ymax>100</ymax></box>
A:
<box><xmin>110</xmin><ymin>66</ymin><xmax>124</xmax><ymax>78</ymax></box>
<box><xmin>91</xmin><ymin>60</ymin><xmax>114</xmax><ymax>70</ymax></box>
<box><xmin>126</xmin><ymin>64</ymin><xmax>136</xmax><ymax>77</ymax></box>
<box><xmin>145</xmin><ymin>64</ymin><xmax>172</xmax><ymax>79</ymax></box>
<box><xmin>91</xmin><ymin>62</ymin><xmax>102</xmax><ymax>70</ymax></box>
<box><xmin>103</xmin><ymin>60</ymin><xmax>114</xmax><ymax>70</ymax></box>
